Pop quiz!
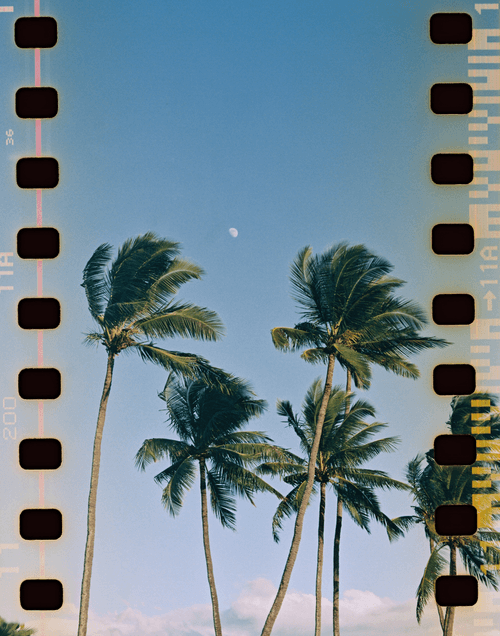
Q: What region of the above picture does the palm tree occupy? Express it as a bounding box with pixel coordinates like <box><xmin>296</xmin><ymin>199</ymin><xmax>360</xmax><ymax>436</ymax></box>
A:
<box><xmin>403</xmin><ymin>393</ymin><xmax>500</xmax><ymax>636</ymax></box>
<box><xmin>397</xmin><ymin>453</ymin><xmax>500</xmax><ymax>636</ymax></box>
<box><xmin>262</xmin><ymin>243</ymin><xmax>447</xmax><ymax>636</ymax></box>
<box><xmin>259</xmin><ymin>379</ymin><xmax>408</xmax><ymax>636</ymax></box>
<box><xmin>78</xmin><ymin>233</ymin><xmax>228</xmax><ymax>636</ymax></box>
<box><xmin>0</xmin><ymin>619</ymin><xmax>35</xmax><ymax>636</ymax></box>
<box><xmin>135</xmin><ymin>373</ymin><xmax>292</xmax><ymax>636</ymax></box>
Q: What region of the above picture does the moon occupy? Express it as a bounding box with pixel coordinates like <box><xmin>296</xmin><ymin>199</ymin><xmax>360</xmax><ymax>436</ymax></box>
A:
<box><xmin>229</xmin><ymin>228</ymin><xmax>238</xmax><ymax>238</ymax></box>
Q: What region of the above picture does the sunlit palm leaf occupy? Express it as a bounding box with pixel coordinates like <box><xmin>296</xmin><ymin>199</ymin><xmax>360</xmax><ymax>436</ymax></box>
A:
<box><xmin>137</xmin><ymin>303</ymin><xmax>224</xmax><ymax>341</ymax></box>
<box><xmin>135</xmin><ymin>343</ymin><xmax>201</xmax><ymax>373</ymax></box>
<box><xmin>271</xmin><ymin>325</ymin><xmax>322</xmax><ymax>352</ymax></box>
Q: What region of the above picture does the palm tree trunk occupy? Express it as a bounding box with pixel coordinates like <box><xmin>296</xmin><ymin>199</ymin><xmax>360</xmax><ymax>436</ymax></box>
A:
<box><xmin>261</xmin><ymin>354</ymin><xmax>336</xmax><ymax>636</ymax></box>
<box><xmin>430</xmin><ymin>539</ymin><xmax>445</xmax><ymax>632</ymax></box>
<box><xmin>443</xmin><ymin>544</ymin><xmax>457</xmax><ymax>636</ymax></box>
<box><xmin>345</xmin><ymin>369</ymin><xmax>351</xmax><ymax>397</ymax></box>
<box><xmin>332</xmin><ymin>369</ymin><xmax>351</xmax><ymax>636</ymax></box>
<box><xmin>199</xmin><ymin>458</ymin><xmax>223</xmax><ymax>636</ymax></box>
<box><xmin>78</xmin><ymin>353</ymin><xmax>115</xmax><ymax>636</ymax></box>
<box><xmin>315</xmin><ymin>482</ymin><xmax>327</xmax><ymax>636</ymax></box>
<box><xmin>332</xmin><ymin>497</ymin><xmax>343</xmax><ymax>636</ymax></box>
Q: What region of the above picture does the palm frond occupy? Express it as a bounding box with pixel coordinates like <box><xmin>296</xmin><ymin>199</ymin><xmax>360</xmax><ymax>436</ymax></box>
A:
<box><xmin>216</xmin><ymin>431</ymin><xmax>274</xmax><ymax>446</ymax></box>
<box><xmin>214</xmin><ymin>461</ymin><xmax>283</xmax><ymax>504</ymax></box>
<box><xmin>81</xmin><ymin>243</ymin><xmax>113</xmax><ymax>320</ymax></box>
<box><xmin>184</xmin><ymin>361</ymin><xmax>245</xmax><ymax>394</ymax></box>
<box><xmin>289</xmin><ymin>245</ymin><xmax>317</xmax><ymax>316</ymax></box>
<box><xmin>459</xmin><ymin>541</ymin><xmax>500</xmax><ymax>589</ymax></box>
<box><xmin>334</xmin><ymin>344</ymin><xmax>371</xmax><ymax>385</ymax></box>
<box><xmin>272</xmin><ymin>483</ymin><xmax>302</xmax><ymax>542</ymax></box>
<box><xmin>340</xmin><ymin>493</ymin><xmax>372</xmax><ymax>531</ymax></box>
<box><xmin>341</xmin><ymin>468</ymin><xmax>410</xmax><ymax>491</ymax></box>
<box><xmin>276</xmin><ymin>399</ymin><xmax>310</xmax><ymax>453</ymax></box>
<box><xmin>365</xmin><ymin>354</ymin><xmax>420</xmax><ymax>380</ymax></box>
<box><xmin>135</xmin><ymin>438</ymin><xmax>190</xmax><ymax>471</ymax></box>
<box><xmin>83</xmin><ymin>331</ymin><xmax>104</xmax><ymax>349</ymax></box>
<box><xmin>147</xmin><ymin>257</ymin><xmax>204</xmax><ymax>303</ymax></box>
<box><xmin>300</xmin><ymin>348</ymin><xmax>329</xmax><ymax>365</ymax></box>
<box><xmin>135</xmin><ymin>343</ymin><xmax>201</xmax><ymax>373</ymax></box>
<box><xmin>272</xmin><ymin>480</ymin><xmax>313</xmax><ymax>542</ymax></box>
<box><xmin>386</xmin><ymin>515</ymin><xmax>418</xmax><ymax>541</ymax></box>
<box><xmin>243</xmin><ymin>442</ymin><xmax>300</xmax><ymax>465</ymax></box>
<box><xmin>416</xmin><ymin>545</ymin><xmax>447</xmax><ymax>623</ymax></box>
<box><xmin>160</xmin><ymin>457</ymin><xmax>197</xmax><ymax>516</ymax></box>
<box><xmin>136</xmin><ymin>302</ymin><xmax>224</xmax><ymax>341</ymax></box>
<box><xmin>105</xmin><ymin>234</ymin><xmax>181</xmax><ymax>322</ymax></box>
<box><xmin>335</xmin><ymin>435</ymin><xmax>400</xmax><ymax>468</ymax></box>
<box><xmin>206</xmin><ymin>468</ymin><xmax>237</xmax><ymax>530</ymax></box>
<box><xmin>257</xmin><ymin>460</ymin><xmax>306</xmax><ymax>478</ymax></box>
<box><xmin>271</xmin><ymin>325</ymin><xmax>324</xmax><ymax>352</ymax></box>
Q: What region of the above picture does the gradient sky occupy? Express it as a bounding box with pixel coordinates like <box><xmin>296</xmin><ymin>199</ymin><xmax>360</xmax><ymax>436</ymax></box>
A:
<box><xmin>0</xmin><ymin>1</ymin><xmax>497</xmax><ymax>635</ymax></box>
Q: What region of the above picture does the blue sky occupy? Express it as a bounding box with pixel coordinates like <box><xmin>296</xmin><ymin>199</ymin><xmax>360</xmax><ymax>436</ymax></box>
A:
<box><xmin>0</xmin><ymin>1</ymin><xmax>495</xmax><ymax>635</ymax></box>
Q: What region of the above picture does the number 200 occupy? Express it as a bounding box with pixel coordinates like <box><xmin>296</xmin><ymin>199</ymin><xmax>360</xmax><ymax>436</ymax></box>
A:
<box><xmin>3</xmin><ymin>397</ymin><xmax>16</xmax><ymax>440</ymax></box>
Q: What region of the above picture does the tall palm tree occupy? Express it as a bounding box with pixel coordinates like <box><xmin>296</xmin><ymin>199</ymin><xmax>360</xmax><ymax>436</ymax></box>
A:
<box><xmin>135</xmin><ymin>373</ymin><xmax>291</xmax><ymax>636</ymax></box>
<box><xmin>262</xmin><ymin>243</ymin><xmax>447</xmax><ymax>636</ymax></box>
<box><xmin>0</xmin><ymin>619</ymin><xmax>35</xmax><ymax>636</ymax></box>
<box><xmin>259</xmin><ymin>379</ymin><xmax>408</xmax><ymax>636</ymax></box>
<box><xmin>397</xmin><ymin>453</ymin><xmax>500</xmax><ymax>636</ymax></box>
<box><xmin>78</xmin><ymin>233</ymin><xmax>228</xmax><ymax>636</ymax></box>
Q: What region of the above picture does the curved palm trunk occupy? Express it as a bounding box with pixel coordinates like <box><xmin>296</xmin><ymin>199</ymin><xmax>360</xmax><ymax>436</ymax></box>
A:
<box><xmin>199</xmin><ymin>458</ymin><xmax>223</xmax><ymax>636</ymax></box>
<box><xmin>261</xmin><ymin>354</ymin><xmax>336</xmax><ymax>636</ymax></box>
<box><xmin>315</xmin><ymin>482</ymin><xmax>327</xmax><ymax>636</ymax></box>
<box><xmin>78</xmin><ymin>353</ymin><xmax>115</xmax><ymax>636</ymax></box>
<box><xmin>332</xmin><ymin>498</ymin><xmax>343</xmax><ymax>636</ymax></box>
<box><xmin>443</xmin><ymin>544</ymin><xmax>457</xmax><ymax>636</ymax></box>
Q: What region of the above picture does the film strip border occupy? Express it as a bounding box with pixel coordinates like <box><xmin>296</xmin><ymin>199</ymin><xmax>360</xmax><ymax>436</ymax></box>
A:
<box><xmin>5</xmin><ymin>2</ymin><xmax>500</xmax><ymax>627</ymax></box>
<box><xmin>429</xmin><ymin>5</ymin><xmax>500</xmax><ymax>624</ymax></box>
<box><xmin>10</xmin><ymin>1</ymin><xmax>63</xmax><ymax>623</ymax></box>
<box><xmin>466</xmin><ymin>2</ymin><xmax>500</xmax><ymax>632</ymax></box>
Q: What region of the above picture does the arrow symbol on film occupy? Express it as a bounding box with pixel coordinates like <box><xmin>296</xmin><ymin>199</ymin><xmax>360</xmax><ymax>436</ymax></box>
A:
<box><xmin>484</xmin><ymin>290</ymin><xmax>496</xmax><ymax>310</ymax></box>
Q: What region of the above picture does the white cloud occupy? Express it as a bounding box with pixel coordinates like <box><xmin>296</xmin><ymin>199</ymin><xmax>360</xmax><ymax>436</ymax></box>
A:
<box><xmin>27</xmin><ymin>579</ymin><xmax>480</xmax><ymax>636</ymax></box>
<box><xmin>340</xmin><ymin>589</ymin><xmax>395</xmax><ymax>623</ymax></box>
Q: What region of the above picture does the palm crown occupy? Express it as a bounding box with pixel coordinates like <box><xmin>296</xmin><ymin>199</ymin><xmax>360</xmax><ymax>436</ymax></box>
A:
<box><xmin>136</xmin><ymin>374</ymin><xmax>290</xmax><ymax>528</ymax></box>
<box><xmin>82</xmin><ymin>232</ymin><xmax>226</xmax><ymax>382</ymax></box>
<box><xmin>271</xmin><ymin>243</ymin><xmax>448</xmax><ymax>388</ymax></box>
<box><xmin>260</xmin><ymin>379</ymin><xmax>408</xmax><ymax>541</ymax></box>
